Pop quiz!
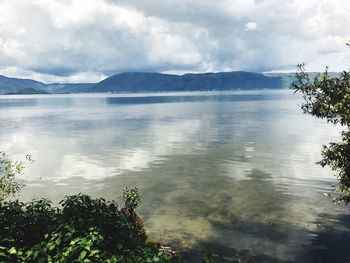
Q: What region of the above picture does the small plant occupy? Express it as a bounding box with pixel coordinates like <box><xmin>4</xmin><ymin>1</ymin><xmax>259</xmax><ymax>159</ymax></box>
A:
<box><xmin>0</xmin><ymin>151</ymin><xmax>33</xmax><ymax>201</ymax></box>
<box><xmin>121</xmin><ymin>187</ymin><xmax>143</xmax><ymax>211</ymax></box>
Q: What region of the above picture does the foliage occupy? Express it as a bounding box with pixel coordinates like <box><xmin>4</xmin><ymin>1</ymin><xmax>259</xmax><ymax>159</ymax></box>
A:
<box><xmin>0</xmin><ymin>192</ymin><xmax>178</xmax><ymax>262</ymax></box>
<box><xmin>202</xmin><ymin>249</ymin><xmax>217</xmax><ymax>263</ymax></box>
<box><xmin>294</xmin><ymin>46</ymin><xmax>350</xmax><ymax>203</ymax></box>
<box><xmin>0</xmin><ymin>151</ymin><xmax>32</xmax><ymax>201</ymax></box>
<box><xmin>121</xmin><ymin>187</ymin><xmax>143</xmax><ymax>212</ymax></box>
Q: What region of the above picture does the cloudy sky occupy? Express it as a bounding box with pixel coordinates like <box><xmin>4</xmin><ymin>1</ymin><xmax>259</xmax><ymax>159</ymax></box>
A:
<box><xmin>0</xmin><ymin>0</ymin><xmax>349</xmax><ymax>83</ymax></box>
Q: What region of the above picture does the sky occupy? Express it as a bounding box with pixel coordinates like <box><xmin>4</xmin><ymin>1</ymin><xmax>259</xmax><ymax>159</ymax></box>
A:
<box><xmin>0</xmin><ymin>0</ymin><xmax>349</xmax><ymax>83</ymax></box>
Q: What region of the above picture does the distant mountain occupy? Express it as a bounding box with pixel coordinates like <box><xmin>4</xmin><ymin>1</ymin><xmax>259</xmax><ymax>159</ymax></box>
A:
<box><xmin>90</xmin><ymin>71</ymin><xmax>286</xmax><ymax>93</ymax></box>
<box><xmin>0</xmin><ymin>75</ymin><xmax>93</xmax><ymax>94</ymax></box>
<box><xmin>45</xmin><ymin>83</ymin><xmax>95</xmax><ymax>94</ymax></box>
<box><xmin>5</xmin><ymin>87</ymin><xmax>49</xmax><ymax>95</ymax></box>
<box><xmin>0</xmin><ymin>75</ymin><xmax>47</xmax><ymax>94</ymax></box>
<box><xmin>264</xmin><ymin>73</ymin><xmax>297</xmax><ymax>89</ymax></box>
<box><xmin>0</xmin><ymin>71</ymin><xmax>316</xmax><ymax>95</ymax></box>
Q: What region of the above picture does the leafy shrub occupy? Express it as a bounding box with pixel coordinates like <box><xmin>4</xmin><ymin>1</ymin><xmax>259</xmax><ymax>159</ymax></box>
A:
<box><xmin>0</xmin><ymin>190</ymin><xmax>178</xmax><ymax>262</ymax></box>
<box><xmin>59</xmin><ymin>194</ymin><xmax>146</xmax><ymax>251</ymax></box>
<box><xmin>0</xmin><ymin>199</ymin><xmax>57</xmax><ymax>248</ymax></box>
<box><xmin>294</xmin><ymin>60</ymin><xmax>350</xmax><ymax>203</ymax></box>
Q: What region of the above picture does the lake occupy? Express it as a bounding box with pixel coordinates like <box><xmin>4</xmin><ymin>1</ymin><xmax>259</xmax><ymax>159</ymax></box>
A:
<box><xmin>0</xmin><ymin>90</ymin><xmax>349</xmax><ymax>262</ymax></box>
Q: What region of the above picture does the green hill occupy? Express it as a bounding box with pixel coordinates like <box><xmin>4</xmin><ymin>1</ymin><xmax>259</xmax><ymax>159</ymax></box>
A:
<box><xmin>90</xmin><ymin>71</ymin><xmax>286</xmax><ymax>93</ymax></box>
<box><xmin>1</xmin><ymin>71</ymin><xmax>328</xmax><ymax>94</ymax></box>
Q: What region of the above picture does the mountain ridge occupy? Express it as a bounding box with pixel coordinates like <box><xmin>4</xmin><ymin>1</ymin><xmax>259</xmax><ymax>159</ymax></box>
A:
<box><xmin>0</xmin><ymin>71</ymin><xmax>304</xmax><ymax>94</ymax></box>
<box><xmin>91</xmin><ymin>71</ymin><xmax>285</xmax><ymax>93</ymax></box>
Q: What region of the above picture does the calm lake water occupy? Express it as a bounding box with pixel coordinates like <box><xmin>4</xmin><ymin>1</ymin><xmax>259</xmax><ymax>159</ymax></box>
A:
<box><xmin>0</xmin><ymin>90</ymin><xmax>349</xmax><ymax>262</ymax></box>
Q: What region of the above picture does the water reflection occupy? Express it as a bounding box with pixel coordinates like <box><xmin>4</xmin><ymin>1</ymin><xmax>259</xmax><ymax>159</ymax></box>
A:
<box><xmin>307</xmin><ymin>214</ymin><xmax>350</xmax><ymax>263</ymax></box>
<box><xmin>0</xmin><ymin>90</ymin><xmax>349</xmax><ymax>262</ymax></box>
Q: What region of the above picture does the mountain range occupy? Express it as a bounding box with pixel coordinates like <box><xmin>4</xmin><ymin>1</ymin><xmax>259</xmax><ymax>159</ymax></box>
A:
<box><xmin>0</xmin><ymin>71</ymin><xmax>300</xmax><ymax>94</ymax></box>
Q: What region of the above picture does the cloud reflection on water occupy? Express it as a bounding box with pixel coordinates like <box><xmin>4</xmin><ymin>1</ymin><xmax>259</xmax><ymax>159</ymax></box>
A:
<box><xmin>0</xmin><ymin>90</ymin><xmax>348</xmax><ymax>262</ymax></box>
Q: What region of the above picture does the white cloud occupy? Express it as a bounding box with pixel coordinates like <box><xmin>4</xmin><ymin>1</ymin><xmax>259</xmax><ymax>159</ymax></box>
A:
<box><xmin>15</xmin><ymin>27</ymin><xmax>27</xmax><ymax>36</ymax></box>
<box><xmin>0</xmin><ymin>66</ymin><xmax>107</xmax><ymax>83</ymax></box>
<box><xmin>0</xmin><ymin>0</ymin><xmax>349</xmax><ymax>83</ymax></box>
<box><xmin>0</xmin><ymin>39</ymin><xmax>25</xmax><ymax>60</ymax></box>
<box><xmin>245</xmin><ymin>22</ymin><xmax>257</xmax><ymax>30</ymax></box>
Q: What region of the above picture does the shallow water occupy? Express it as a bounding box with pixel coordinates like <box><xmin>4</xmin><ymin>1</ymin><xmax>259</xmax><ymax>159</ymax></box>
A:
<box><xmin>0</xmin><ymin>90</ymin><xmax>349</xmax><ymax>262</ymax></box>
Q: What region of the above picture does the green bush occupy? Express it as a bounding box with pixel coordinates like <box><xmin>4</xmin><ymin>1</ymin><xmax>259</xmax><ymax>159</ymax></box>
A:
<box><xmin>294</xmin><ymin>58</ymin><xmax>350</xmax><ymax>203</ymax></box>
<box><xmin>0</xmin><ymin>189</ymin><xmax>178</xmax><ymax>263</ymax></box>
<box><xmin>0</xmin><ymin>199</ymin><xmax>57</xmax><ymax>248</ymax></box>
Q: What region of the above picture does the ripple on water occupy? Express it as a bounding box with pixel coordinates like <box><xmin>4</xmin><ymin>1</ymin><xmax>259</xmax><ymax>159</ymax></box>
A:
<box><xmin>1</xmin><ymin>91</ymin><xmax>349</xmax><ymax>262</ymax></box>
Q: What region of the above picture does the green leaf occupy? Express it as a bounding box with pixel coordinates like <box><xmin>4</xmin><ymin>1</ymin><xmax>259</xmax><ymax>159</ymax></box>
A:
<box><xmin>8</xmin><ymin>247</ymin><xmax>17</xmax><ymax>254</ymax></box>
<box><xmin>84</xmin><ymin>246</ymin><xmax>91</xmax><ymax>251</ymax></box>
<box><xmin>80</xmin><ymin>250</ymin><xmax>88</xmax><ymax>260</ymax></box>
